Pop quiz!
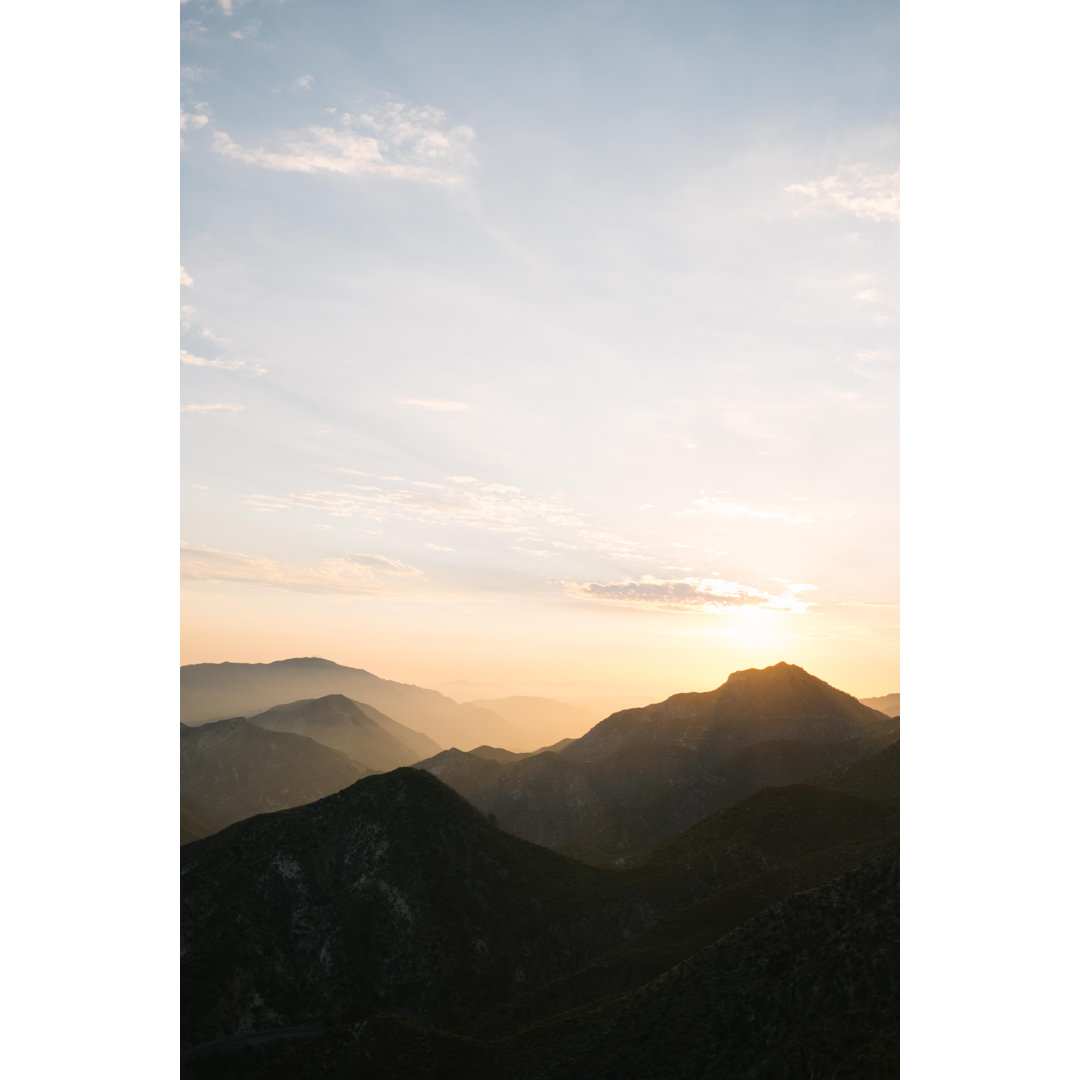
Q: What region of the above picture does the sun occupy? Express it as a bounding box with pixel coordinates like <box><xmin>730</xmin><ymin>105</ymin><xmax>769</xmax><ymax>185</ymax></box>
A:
<box><xmin>727</xmin><ymin>604</ymin><xmax>779</xmax><ymax>643</ymax></box>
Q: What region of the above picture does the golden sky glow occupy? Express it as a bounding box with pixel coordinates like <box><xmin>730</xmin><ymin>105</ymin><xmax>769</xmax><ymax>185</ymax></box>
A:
<box><xmin>181</xmin><ymin>1</ymin><xmax>898</xmax><ymax>708</ymax></box>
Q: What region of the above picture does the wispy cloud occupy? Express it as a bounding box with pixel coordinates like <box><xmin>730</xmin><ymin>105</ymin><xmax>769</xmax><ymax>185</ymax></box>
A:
<box><xmin>293</xmin><ymin>74</ymin><xmax>313</xmax><ymax>90</ymax></box>
<box><xmin>212</xmin><ymin>100</ymin><xmax>476</xmax><ymax>184</ymax></box>
<box><xmin>180</xmin><ymin>542</ymin><xmax>424</xmax><ymax>594</ymax></box>
<box><xmin>786</xmin><ymin>163</ymin><xmax>899</xmax><ymax>222</ymax></box>
<box><xmin>246</xmin><ymin>472</ymin><xmax>644</xmax><ymax>561</ymax></box>
<box><xmin>398</xmin><ymin>398</ymin><xmax>469</xmax><ymax>411</ymax></box>
<box><xmin>180</xmin><ymin>266</ymin><xmax>194</xmax><ymax>287</ymax></box>
<box><xmin>683</xmin><ymin>496</ymin><xmax>814</xmax><ymax>524</ymax></box>
<box><xmin>181</xmin><ymin>402</ymin><xmax>244</xmax><ymax>413</ymax></box>
<box><xmin>180</xmin><ymin>112</ymin><xmax>209</xmax><ymax>133</ymax></box>
<box><xmin>180</xmin><ymin>349</ymin><xmax>267</xmax><ymax>375</ymax></box>
<box><xmin>565</xmin><ymin>576</ymin><xmax>816</xmax><ymax>614</ymax></box>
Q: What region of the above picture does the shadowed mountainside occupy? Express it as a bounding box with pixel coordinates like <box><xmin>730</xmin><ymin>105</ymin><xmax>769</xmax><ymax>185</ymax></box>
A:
<box><xmin>416</xmin><ymin>663</ymin><xmax>897</xmax><ymax>864</ymax></box>
<box><xmin>181</xmin><ymin>769</ymin><xmax>636</xmax><ymax>1050</ymax></box>
<box><xmin>812</xmin><ymin>739</ymin><xmax>900</xmax><ymax>804</ymax></box>
<box><xmin>182</xmin><ymin>761</ymin><xmax>898</xmax><ymax>1079</ymax></box>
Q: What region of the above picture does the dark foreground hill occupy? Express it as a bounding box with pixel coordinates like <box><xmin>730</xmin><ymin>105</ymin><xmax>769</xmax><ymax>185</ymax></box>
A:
<box><xmin>416</xmin><ymin>663</ymin><xmax>897</xmax><ymax>864</ymax></box>
<box><xmin>248</xmin><ymin>694</ymin><xmax>440</xmax><ymax>771</ymax></box>
<box><xmin>181</xmin><ymin>769</ymin><xmax>637</xmax><ymax>1050</ymax></box>
<box><xmin>182</xmin><ymin>741</ymin><xmax>898</xmax><ymax>1078</ymax></box>
<box><xmin>183</xmin><ymin>790</ymin><xmax>894</xmax><ymax>1075</ymax></box>
<box><xmin>184</xmin><ymin>836</ymin><xmax>898</xmax><ymax>1080</ymax></box>
<box><xmin>180</xmin><ymin>658</ymin><xmax>521</xmax><ymax>749</ymax></box>
<box><xmin>180</xmin><ymin>719</ymin><xmax>370</xmax><ymax>838</ymax></box>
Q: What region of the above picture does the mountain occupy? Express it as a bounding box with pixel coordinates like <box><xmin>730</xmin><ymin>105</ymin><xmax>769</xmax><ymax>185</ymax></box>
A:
<box><xmin>416</xmin><ymin>663</ymin><xmax>897</xmax><ymax>864</ymax></box>
<box><xmin>467</xmin><ymin>738</ymin><xmax>575</xmax><ymax>763</ymax></box>
<box><xmin>462</xmin><ymin>696</ymin><xmax>597</xmax><ymax>742</ymax></box>
<box><xmin>181</xmin><ymin>768</ymin><xmax>636</xmax><ymax>1051</ymax></box>
<box><xmin>248</xmin><ymin>694</ymin><xmax>440</xmax><ymax>771</ymax></box>
<box><xmin>466</xmin><ymin>745</ymin><xmax>529</xmax><ymax>764</ymax></box>
<box><xmin>180</xmin><ymin>718</ymin><xmax>369</xmax><ymax>838</ymax></box>
<box><xmin>813</xmin><ymin>739</ymin><xmax>901</xmax><ymax>804</ymax></box>
<box><xmin>489</xmin><ymin>846</ymin><xmax>899</xmax><ymax>1080</ymax></box>
<box><xmin>181</xmin><ymin>761</ymin><xmax>898</xmax><ymax>1078</ymax></box>
<box><xmin>563</xmin><ymin>661</ymin><xmax>892</xmax><ymax>764</ymax></box>
<box><xmin>860</xmin><ymin>692</ymin><xmax>900</xmax><ymax>717</ymax></box>
<box><xmin>180</xmin><ymin>657</ymin><xmax>521</xmax><ymax>749</ymax></box>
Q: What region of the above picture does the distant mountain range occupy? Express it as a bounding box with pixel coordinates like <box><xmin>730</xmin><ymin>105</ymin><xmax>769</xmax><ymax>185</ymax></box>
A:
<box><xmin>181</xmin><ymin>694</ymin><xmax>443</xmax><ymax>842</ymax></box>
<box><xmin>860</xmin><ymin>692</ymin><xmax>900</xmax><ymax>717</ymax></box>
<box><xmin>180</xmin><ymin>658</ymin><xmax>899</xmax><ymax>1077</ymax></box>
<box><xmin>248</xmin><ymin>694</ymin><xmax>441</xmax><ymax>771</ymax></box>
<box><xmin>416</xmin><ymin>662</ymin><xmax>897</xmax><ymax>864</ymax></box>
<box><xmin>181</xmin><ymin>738</ymin><xmax>898</xmax><ymax>1077</ymax></box>
<box><xmin>180</xmin><ymin>718</ymin><xmax>370</xmax><ymax>840</ymax></box>
<box><xmin>180</xmin><ymin>657</ymin><xmax>531</xmax><ymax>749</ymax></box>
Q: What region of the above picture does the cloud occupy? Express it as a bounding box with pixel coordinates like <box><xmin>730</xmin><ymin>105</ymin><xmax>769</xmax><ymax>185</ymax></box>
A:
<box><xmin>683</xmin><ymin>496</ymin><xmax>813</xmax><ymax>524</ymax></box>
<box><xmin>180</xmin><ymin>542</ymin><xmax>424</xmax><ymax>595</ymax></box>
<box><xmin>847</xmin><ymin>347</ymin><xmax>896</xmax><ymax>381</ymax></box>
<box><xmin>337</xmin><ymin>553</ymin><xmax>424</xmax><ymax>578</ymax></box>
<box><xmin>566</xmin><ymin>576</ymin><xmax>816</xmax><ymax>614</ymax></box>
<box><xmin>212</xmin><ymin>100</ymin><xmax>476</xmax><ymax>184</ymax></box>
<box><xmin>181</xmin><ymin>402</ymin><xmax>244</xmax><ymax>413</ymax></box>
<box><xmin>180</xmin><ymin>266</ymin><xmax>193</xmax><ymax>287</ymax></box>
<box><xmin>180</xmin><ymin>112</ymin><xmax>210</xmax><ymax>132</ymax></box>
<box><xmin>181</xmin><ymin>66</ymin><xmax>211</xmax><ymax>89</ymax></box>
<box><xmin>293</xmin><ymin>74</ymin><xmax>313</xmax><ymax>90</ymax></box>
<box><xmin>180</xmin><ymin>348</ymin><xmax>267</xmax><ymax>375</ymax></box>
<box><xmin>398</xmin><ymin>398</ymin><xmax>469</xmax><ymax>411</ymax></box>
<box><xmin>245</xmin><ymin>472</ymin><xmax>644</xmax><ymax>561</ymax></box>
<box><xmin>786</xmin><ymin>164</ymin><xmax>900</xmax><ymax>222</ymax></box>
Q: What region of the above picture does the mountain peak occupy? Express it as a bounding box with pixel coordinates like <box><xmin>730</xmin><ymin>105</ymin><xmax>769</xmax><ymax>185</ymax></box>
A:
<box><xmin>273</xmin><ymin>657</ymin><xmax>363</xmax><ymax>673</ymax></box>
<box><xmin>723</xmin><ymin>661</ymin><xmax>808</xmax><ymax>684</ymax></box>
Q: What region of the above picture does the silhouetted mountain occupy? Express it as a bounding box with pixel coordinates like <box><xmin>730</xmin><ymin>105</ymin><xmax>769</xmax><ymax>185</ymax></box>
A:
<box><xmin>182</xmin><ymin>770</ymin><xmax>898</xmax><ymax>1079</ymax></box>
<box><xmin>481</xmin><ymin>782</ymin><xmax>898</xmax><ymax>1037</ymax></box>
<box><xmin>467</xmin><ymin>738</ymin><xmax>576</xmax><ymax>762</ymax></box>
<box><xmin>249</xmin><ymin>694</ymin><xmax>439</xmax><ymax>771</ymax></box>
<box><xmin>181</xmin><ymin>769</ymin><xmax>636</xmax><ymax>1051</ymax></box>
<box><xmin>467</xmin><ymin>745</ymin><xmax>529</xmax><ymax>764</ymax></box>
<box><xmin>180</xmin><ymin>718</ymin><xmax>369</xmax><ymax>837</ymax></box>
<box><xmin>417</xmin><ymin>663</ymin><xmax>897</xmax><ymax>864</ymax></box>
<box><xmin>813</xmin><ymin>739</ymin><xmax>901</xmax><ymax>804</ymax></box>
<box><xmin>412</xmin><ymin>747</ymin><xmax>505</xmax><ymax>802</ymax></box>
<box><xmin>564</xmin><ymin>662</ymin><xmax>891</xmax><ymax>764</ymax></box>
<box><xmin>532</xmin><ymin>736</ymin><xmax>575</xmax><ymax>754</ymax></box>
<box><xmin>860</xmin><ymin>692</ymin><xmax>900</xmax><ymax>717</ymax></box>
<box><xmin>181</xmin><ymin>658</ymin><xmax>520</xmax><ymax>749</ymax></box>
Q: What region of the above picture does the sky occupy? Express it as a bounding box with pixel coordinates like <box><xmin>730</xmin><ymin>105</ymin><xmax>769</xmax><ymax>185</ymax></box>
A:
<box><xmin>180</xmin><ymin>0</ymin><xmax>899</xmax><ymax>702</ymax></box>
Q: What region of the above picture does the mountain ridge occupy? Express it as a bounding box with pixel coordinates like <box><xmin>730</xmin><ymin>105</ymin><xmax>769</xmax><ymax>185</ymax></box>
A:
<box><xmin>181</xmin><ymin>658</ymin><xmax>527</xmax><ymax>749</ymax></box>
<box><xmin>415</xmin><ymin>662</ymin><xmax>897</xmax><ymax>863</ymax></box>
